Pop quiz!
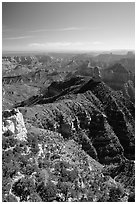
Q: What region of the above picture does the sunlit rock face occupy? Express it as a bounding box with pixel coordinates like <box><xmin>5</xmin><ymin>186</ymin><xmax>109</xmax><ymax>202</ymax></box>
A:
<box><xmin>2</xmin><ymin>120</ymin><xmax>15</xmax><ymax>134</ymax></box>
<box><xmin>2</xmin><ymin>108</ymin><xmax>27</xmax><ymax>142</ymax></box>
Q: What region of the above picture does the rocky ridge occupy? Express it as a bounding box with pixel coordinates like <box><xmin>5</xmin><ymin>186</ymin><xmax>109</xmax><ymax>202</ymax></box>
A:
<box><xmin>2</xmin><ymin>109</ymin><xmax>130</xmax><ymax>202</ymax></box>
<box><xmin>2</xmin><ymin>76</ymin><xmax>135</xmax><ymax>202</ymax></box>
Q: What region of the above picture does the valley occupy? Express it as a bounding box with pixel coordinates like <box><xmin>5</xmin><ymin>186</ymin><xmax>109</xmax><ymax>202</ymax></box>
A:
<box><xmin>2</xmin><ymin>51</ymin><xmax>135</xmax><ymax>202</ymax></box>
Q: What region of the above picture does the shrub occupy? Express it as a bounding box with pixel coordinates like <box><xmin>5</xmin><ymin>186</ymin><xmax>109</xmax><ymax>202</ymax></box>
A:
<box><xmin>57</xmin><ymin>181</ymin><xmax>70</xmax><ymax>196</ymax></box>
<box><xmin>3</xmin><ymin>129</ymin><xmax>13</xmax><ymax>137</ymax></box>
<box><xmin>108</xmin><ymin>184</ymin><xmax>124</xmax><ymax>202</ymax></box>
<box><xmin>37</xmin><ymin>181</ymin><xmax>57</xmax><ymax>202</ymax></box>
<box><xmin>12</xmin><ymin>177</ymin><xmax>36</xmax><ymax>201</ymax></box>
<box><xmin>3</xmin><ymin>194</ymin><xmax>18</xmax><ymax>202</ymax></box>
<box><xmin>27</xmin><ymin>133</ymin><xmax>39</xmax><ymax>154</ymax></box>
<box><xmin>2</xmin><ymin>136</ymin><xmax>16</xmax><ymax>150</ymax></box>
<box><xmin>28</xmin><ymin>193</ymin><xmax>42</xmax><ymax>202</ymax></box>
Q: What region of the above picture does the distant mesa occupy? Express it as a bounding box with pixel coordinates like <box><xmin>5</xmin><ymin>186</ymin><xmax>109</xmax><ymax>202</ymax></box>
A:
<box><xmin>75</xmin><ymin>61</ymin><xmax>102</xmax><ymax>82</ymax></box>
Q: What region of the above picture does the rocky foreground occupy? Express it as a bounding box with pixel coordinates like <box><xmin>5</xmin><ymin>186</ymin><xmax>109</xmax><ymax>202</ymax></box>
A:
<box><xmin>2</xmin><ymin>76</ymin><xmax>135</xmax><ymax>202</ymax></box>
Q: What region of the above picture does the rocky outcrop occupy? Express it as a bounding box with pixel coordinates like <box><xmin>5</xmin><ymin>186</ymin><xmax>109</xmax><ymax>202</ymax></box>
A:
<box><xmin>3</xmin><ymin>75</ymin><xmax>24</xmax><ymax>84</ymax></box>
<box><xmin>2</xmin><ymin>108</ymin><xmax>27</xmax><ymax>142</ymax></box>
<box><xmin>74</xmin><ymin>61</ymin><xmax>102</xmax><ymax>81</ymax></box>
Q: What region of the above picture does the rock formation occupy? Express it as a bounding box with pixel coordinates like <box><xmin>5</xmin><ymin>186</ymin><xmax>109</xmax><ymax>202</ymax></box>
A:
<box><xmin>2</xmin><ymin>108</ymin><xmax>27</xmax><ymax>142</ymax></box>
<box><xmin>100</xmin><ymin>63</ymin><xmax>135</xmax><ymax>102</ymax></box>
<box><xmin>2</xmin><ymin>113</ymin><xmax>129</xmax><ymax>202</ymax></box>
<box><xmin>2</xmin><ymin>58</ymin><xmax>135</xmax><ymax>201</ymax></box>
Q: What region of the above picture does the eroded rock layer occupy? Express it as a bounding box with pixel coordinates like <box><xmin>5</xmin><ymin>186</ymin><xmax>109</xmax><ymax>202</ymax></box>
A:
<box><xmin>2</xmin><ymin>76</ymin><xmax>135</xmax><ymax>202</ymax></box>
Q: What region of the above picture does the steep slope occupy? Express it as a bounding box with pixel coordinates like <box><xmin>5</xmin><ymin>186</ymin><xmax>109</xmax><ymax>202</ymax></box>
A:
<box><xmin>3</xmin><ymin>76</ymin><xmax>135</xmax><ymax>202</ymax></box>
<box><xmin>15</xmin><ymin>76</ymin><xmax>135</xmax><ymax>161</ymax></box>
<box><xmin>3</xmin><ymin>109</ymin><xmax>127</xmax><ymax>202</ymax></box>
<box><xmin>99</xmin><ymin>63</ymin><xmax>135</xmax><ymax>102</ymax></box>
<box><xmin>2</xmin><ymin>84</ymin><xmax>39</xmax><ymax>110</ymax></box>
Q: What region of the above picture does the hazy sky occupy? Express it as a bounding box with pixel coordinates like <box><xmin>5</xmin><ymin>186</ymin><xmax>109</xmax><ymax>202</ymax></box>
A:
<box><xmin>2</xmin><ymin>2</ymin><xmax>135</xmax><ymax>52</ymax></box>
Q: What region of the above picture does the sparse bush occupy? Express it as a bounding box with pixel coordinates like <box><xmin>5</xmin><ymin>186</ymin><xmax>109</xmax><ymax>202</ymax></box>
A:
<box><xmin>2</xmin><ymin>136</ymin><xmax>16</xmax><ymax>150</ymax></box>
<box><xmin>3</xmin><ymin>194</ymin><xmax>18</xmax><ymax>202</ymax></box>
<box><xmin>2</xmin><ymin>154</ymin><xmax>19</xmax><ymax>178</ymax></box>
<box><xmin>57</xmin><ymin>181</ymin><xmax>70</xmax><ymax>196</ymax></box>
<box><xmin>27</xmin><ymin>133</ymin><xmax>39</xmax><ymax>154</ymax></box>
<box><xmin>37</xmin><ymin>181</ymin><xmax>57</xmax><ymax>202</ymax></box>
<box><xmin>3</xmin><ymin>129</ymin><xmax>13</xmax><ymax>137</ymax></box>
<box><xmin>12</xmin><ymin>177</ymin><xmax>36</xmax><ymax>201</ymax></box>
<box><xmin>28</xmin><ymin>193</ymin><xmax>42</xmax><ymax>202</ymax></box>
<box><xmin>108</xmin><ymin>183</ymin><xmax>124</xmax><ymax>202</ymax></box>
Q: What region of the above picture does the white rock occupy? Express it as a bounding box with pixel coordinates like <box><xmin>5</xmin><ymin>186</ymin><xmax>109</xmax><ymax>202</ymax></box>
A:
<box><xmin>2</xmin><ymin>108</ymin><xmax>27</xmax><ymax>142</ymax></box>
<box><xmin>37</xmin><ymin>143</ymin><xmax>44</xmax><ymax>157</ymax></box>
<box><xmin>12</xmin><ymin>109</ymin><xmax>27</xmax><ymax>141</ymax></box>
<box><xmin>2</xmin><ymin>120</ymin><xmax>15</xmax><ymax>134</ymax></box>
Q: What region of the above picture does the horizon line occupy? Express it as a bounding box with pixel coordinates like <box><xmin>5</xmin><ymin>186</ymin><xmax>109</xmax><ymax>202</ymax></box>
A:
<box><xmin>2</xmin><ymin>48</ymin><xmax>135</xmax><ymax>54</ymax></box>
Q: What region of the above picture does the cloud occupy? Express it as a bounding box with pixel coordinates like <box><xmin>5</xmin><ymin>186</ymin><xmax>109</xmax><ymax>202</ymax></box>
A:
<box><xmin>28</xmin><ymin>42</ymin><xmax>72</xmax><ymax>49</ymax></box>
<box><xmin>28</xmin><ymin>41</ymin><xmax>105</xmax><ymax>51</ymax></box>
<box><xmin>3</xmin><ymin>35</ymin><xmax>32</xmax><ymax>40</ymax></box>
<box><xmin>28</xmin><ymin>42</ymin><xmax>84</xmax><ymax>49</ymax></box>
<box><xmin>56</xmin><ymin>27</ymin><xmax>93</xmax><ymax>31</ymax></box>
<box><xmin>29</xmin><ymin>43</ymin><xmax>45</xmax><ymax>47</ymax></box>
<box><xmin>30</xmin><ymin>27</ymin><xmax>97</xmax><ymax>33</ymax></box>
<box><xmin>46</xmin><ymin>42</ymin><xmax>73</xmax><ymax>47</ymax></box>
<box><xmin>92</xmin><ymin>41</ymin><xmax>104</xmax><ymax>45</ymax></box>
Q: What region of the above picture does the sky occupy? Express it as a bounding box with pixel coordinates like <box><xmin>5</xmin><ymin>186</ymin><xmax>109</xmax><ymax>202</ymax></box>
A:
<box><xmin>2</xmin><ymin>2</ymin><xmax>135</xmax><ymax>52</ymax></box>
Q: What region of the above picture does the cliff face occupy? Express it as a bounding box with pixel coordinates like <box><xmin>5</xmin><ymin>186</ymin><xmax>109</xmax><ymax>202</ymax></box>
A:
<box><xmin>100</xmin><ymin>64</ymin><xmax>135</xmax><ymax>102</ymax></box>
<box><xmin>2</xmin><ymin>77</ymin><xmax>135</xmax><ymax>202</ymax></box>
<box><xmin>101</xmin><ymin>63</ymin><xmax>130</xmax><ymax>83</ymax></box>
<box><xmin>2</xmin><ymin>70</ymin><xmax>48</xmax><ymax>85</ymax></box>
